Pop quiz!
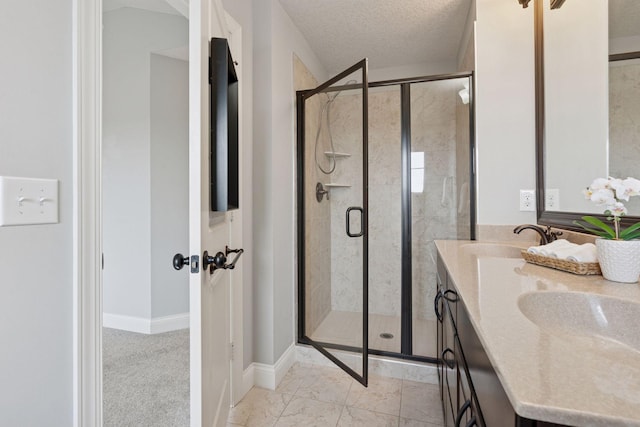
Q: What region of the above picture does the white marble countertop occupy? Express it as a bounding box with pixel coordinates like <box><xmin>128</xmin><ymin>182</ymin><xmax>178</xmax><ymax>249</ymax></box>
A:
<box><xmin>435</xmin><ymin>240</ymin><xmax>640</xmax><ymax>427</ymax></box>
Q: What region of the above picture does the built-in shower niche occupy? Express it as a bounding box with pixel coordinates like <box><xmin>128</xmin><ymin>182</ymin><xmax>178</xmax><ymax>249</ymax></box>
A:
<box><xmin>296</xmin><ymin>55</ymin><xmax>474</xmax><ymax>371</ymax></box>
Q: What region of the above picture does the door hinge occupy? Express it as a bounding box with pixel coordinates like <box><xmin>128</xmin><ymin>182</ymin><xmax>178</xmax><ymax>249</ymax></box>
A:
<box><xmin>229</xmin><ymin>342</ymin><xmax>234</xmax><ymax>361</ymax></box>
<box><xmin>190</xmin><ymin>255</ymin><xmax>199</xmax><ymax>274</ymax></box>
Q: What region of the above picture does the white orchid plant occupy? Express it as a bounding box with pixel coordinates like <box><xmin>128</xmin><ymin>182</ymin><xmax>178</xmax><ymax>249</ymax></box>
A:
<box><xmin>574</xmin><ymin>177</ymin><xmax>640</xmax><ymax>240</ymax></box>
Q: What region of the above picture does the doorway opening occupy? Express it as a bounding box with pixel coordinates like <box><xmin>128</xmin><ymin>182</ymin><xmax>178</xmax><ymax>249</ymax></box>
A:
<box><xmin>101</xmin><ymin>4</ymin><xmax>190</xmax><ymax>425</ymax></box>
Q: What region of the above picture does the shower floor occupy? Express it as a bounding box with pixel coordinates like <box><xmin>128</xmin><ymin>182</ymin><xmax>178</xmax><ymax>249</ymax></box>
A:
<box><xmin>309</xmin><ymin>310</ymin><xmax>437</xmax><ymax>357</ymax></box>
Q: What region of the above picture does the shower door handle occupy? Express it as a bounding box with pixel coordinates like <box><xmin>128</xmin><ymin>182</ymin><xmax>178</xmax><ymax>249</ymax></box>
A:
<box><xmin>346</xmin><ymin>207</ymin><xmax>364</xmax><ymax>237</ymax></box>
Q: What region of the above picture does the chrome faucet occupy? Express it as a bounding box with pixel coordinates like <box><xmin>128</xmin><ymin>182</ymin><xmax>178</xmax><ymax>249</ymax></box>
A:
<box><xmin>513</xmin><ymin>224</ymin><xmax>563</xmax><ymax>245</ymax></box>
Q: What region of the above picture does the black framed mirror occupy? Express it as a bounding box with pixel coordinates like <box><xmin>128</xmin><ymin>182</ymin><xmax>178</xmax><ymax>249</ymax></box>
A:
<box><xmin>535</xmin><ymin>0</ymin><xmax>640</xmax><ymax>232</ymax></box>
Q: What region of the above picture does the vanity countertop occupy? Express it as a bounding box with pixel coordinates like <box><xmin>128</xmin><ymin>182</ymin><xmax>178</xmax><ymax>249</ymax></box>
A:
<box><xmin>435</xmin><ymin>239</ymin><xmax>640</xmax><ymax>427</ymax></box>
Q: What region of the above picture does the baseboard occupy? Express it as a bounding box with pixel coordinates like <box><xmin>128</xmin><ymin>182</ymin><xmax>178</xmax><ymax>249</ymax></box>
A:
<box><xmin>150</xmin><ymin>313</ymin><xmax>190</xmax><ymax>334</ymax></box>
<box><xmin>245</xmin><ymin>344</ymin><xmax>296</xmax><ymax>391</ymax></box>
<box><xmin>103</xmin><ymin>312</ymin><xmax>189</xmax><ymax>334</ymax></box>
<box><xmin>238</xmin><ymin>342</ymin><xmax>437</xmax><ymax>398</ymax></box>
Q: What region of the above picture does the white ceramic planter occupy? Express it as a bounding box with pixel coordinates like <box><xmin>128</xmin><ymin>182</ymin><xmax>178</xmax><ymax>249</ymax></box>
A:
<box><xmin>596</xmin><ymin>238</ymin><xmax>640</xmax><ymax>283</ymax></box>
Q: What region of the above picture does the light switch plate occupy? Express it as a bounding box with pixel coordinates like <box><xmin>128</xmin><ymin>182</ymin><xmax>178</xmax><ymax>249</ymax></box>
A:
<box><xmin>0</xmin><ymin>176</ymin><xmax>59</xmax><ymax>226</ymax></box>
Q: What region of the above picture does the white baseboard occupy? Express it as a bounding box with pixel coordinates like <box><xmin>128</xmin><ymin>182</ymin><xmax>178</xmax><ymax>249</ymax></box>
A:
<box><xmin>237</xmin><ymin>342</ymin><xmax>437</xmax><ymax>403</ymax></box>
<box><xmin>243</xmin><ymin>344</ymin><xmax>296</xmax><ymax>391</ymax></box>
<box><xmin>103</xmin><ymin>312</ymin><xmax>189</xmax><ymax>334</ymax></box>
<box><xmin>150</xmin><ymin>313</ymin><xmax>190</xmax><ymax>334</ymax></box>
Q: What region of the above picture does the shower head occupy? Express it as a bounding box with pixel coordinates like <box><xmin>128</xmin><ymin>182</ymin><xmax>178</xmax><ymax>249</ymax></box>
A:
<box><xmin>458</xmin><ymin>82</ymin><xmax>470</xmax><ymax>105</ymax></box>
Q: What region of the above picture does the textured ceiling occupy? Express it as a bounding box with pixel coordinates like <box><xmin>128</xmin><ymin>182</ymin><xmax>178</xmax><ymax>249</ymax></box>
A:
<box><xmin>278</xmin><ymin>0</ymin><xmax>473</xmax><ymax>74</ymax></box>
<box><xmin>609</xmin><ymin>0</ymin><xmax>640</xmax><ymax>39</ymax></box>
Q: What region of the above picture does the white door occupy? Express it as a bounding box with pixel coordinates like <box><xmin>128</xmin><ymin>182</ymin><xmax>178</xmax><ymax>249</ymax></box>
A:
<box><xmin>189</xmin><ymin>1</ymin><xmax>236</xmax><ymax>426</ymax></box>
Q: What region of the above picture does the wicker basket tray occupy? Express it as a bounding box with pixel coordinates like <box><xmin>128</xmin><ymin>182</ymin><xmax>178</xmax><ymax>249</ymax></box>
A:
<box><xmin>521</xmin><ymin>250</ymin><xmax>602</xmax><ymax>275</ymax></box>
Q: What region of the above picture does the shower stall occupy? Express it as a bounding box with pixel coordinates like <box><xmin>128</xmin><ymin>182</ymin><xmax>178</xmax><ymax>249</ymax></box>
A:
<box><xmin>296</xmin><ymin>59</ymin><xmax>475</xmax><ymax>385</ymax></box>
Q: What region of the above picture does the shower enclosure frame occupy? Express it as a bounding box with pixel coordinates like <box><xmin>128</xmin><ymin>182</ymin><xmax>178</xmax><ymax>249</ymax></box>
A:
<box><xmin>297</xmin><ymin>71</ymin><xmax>476</xmax><ymax>368</ymax></box>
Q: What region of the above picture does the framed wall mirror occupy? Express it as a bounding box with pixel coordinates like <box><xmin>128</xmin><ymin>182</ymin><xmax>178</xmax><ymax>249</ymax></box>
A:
<box><xmin>536</xmin><ymin>0</ymin><xmax>640</xmax><ymax>231</ymax></box>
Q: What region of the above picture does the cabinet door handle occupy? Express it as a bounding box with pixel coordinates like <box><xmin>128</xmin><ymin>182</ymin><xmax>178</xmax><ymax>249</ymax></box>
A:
<box><xmin>465</xmin><ymin>416</ymin><xmax>477</xmax><ymax>427</ymax></box>
<box><xmin>443</xmin><ymin>289</ymin><xmax>459</xmax><ymax>302</ymax></box>
<box><xmin>441</xmin><ymin>348</ymin><xmax>455</xmax><ymax>369</ymax></box>
<box><xmin>455</xmin><ymin>399</ymin><xmax>472</xmax><ymax>427</ymax></box>
<box><xmin>434</xmin><ymin>291</ymin><xmax>444</xmax><ymax>322</ymax></box>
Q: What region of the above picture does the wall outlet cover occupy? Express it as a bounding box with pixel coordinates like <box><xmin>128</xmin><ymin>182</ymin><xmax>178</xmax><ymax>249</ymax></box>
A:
<box><xmin>519</xmin><ymin>189</ymin><xmax>536</xmax><ymax>212</ymax></box>
<box><xmin>545</xmin><ymin>188</ymin><xmax>560</xmax><ymax>210</ymax></box>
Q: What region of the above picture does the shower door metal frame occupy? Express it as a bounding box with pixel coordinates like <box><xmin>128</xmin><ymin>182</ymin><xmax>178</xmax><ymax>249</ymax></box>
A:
<box><xmin>297</xmin><ymin>59</ymin><xmax>370</xmax><ymax>386</ymax></box>
<box><xmin>297</xmin><ymin>70</ymin><xmax>476</xmax><ymax>367</ymax></box>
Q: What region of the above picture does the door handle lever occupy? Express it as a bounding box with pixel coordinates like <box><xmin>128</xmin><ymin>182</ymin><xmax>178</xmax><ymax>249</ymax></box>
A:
<box><xmin>224</xmin><ymin>246</ymin><xmax>244</xmax><ymax>270</ymax></box>
<box><xmin>203</xmin><ymin>246</ymin><xmax>244</xmax><ymax>274</ymax></box>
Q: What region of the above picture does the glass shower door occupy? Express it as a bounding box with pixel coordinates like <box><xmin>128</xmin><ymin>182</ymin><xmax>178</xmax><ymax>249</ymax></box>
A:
<box><xmin>297</xmin><ymin>59</ymin><xmax>369</xmax><ymax>386</ymax></box>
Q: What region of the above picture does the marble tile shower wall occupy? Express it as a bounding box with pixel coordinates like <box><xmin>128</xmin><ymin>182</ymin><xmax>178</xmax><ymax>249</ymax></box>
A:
<box><xmin>295</xmin><ymin>53</ymin><xmax>467</xmax><ymax>332</ymax></box>
<box><xmin>328</xmin><ymin>89</ymin><xmax>403</xmax><ymax>316</ymax></box>
<box><xmin>410</xmin><ymin>81</ymin><xmax>460</xmax><ymax>321</ymax></box>
<box><xmin>455</xmin><ymin>96</ymin><xmax>471</xmax><ymax>241</ymax></box>
<box><xmin>327</xmin><ymin>91</ymin><xmax>368</xmax><ymax>314</ymax></box>
<box><xmin>294</xmin><ymin>56</ymin><xmax>332</xmax><ymax>334</ymax></box>
<box><xmin>327</xmin><ymin>83</ymin><xmax>461</xmax><ymax>320</ymax></box>
<box><xmin>610</xmin><ymin>60</ymin><xmax>640</xmax><ymax>213</ymax></box>
<box><xmin>457</xmin><ymin>34</ymin><xmax>475</xmax><ymax>240</ymax></box>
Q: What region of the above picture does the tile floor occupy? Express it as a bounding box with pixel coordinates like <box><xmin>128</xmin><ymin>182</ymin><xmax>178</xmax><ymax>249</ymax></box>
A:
<box><xmin>227</xmin><ymin>362</ymin><xmax>444</xmax><ymax>427</ymax></box>
<box><xmin>310</xmin><ymin>310</ymin><xmax>438</xmax><ymax>357</ymax></box>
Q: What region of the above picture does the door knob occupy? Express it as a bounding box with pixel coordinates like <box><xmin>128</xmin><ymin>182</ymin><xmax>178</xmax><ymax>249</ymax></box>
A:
<box><xmin>173</xmin><ymin>253</ymin><xmax>189</xmax><ymax>270</ymax></box>
<box><xmin>203</xmin><ymin>250</ymin><xmax>227</xmax><ymax>273</ymax></box>
<box><xmin>173</xmin><ymin>253</ymin><xmax>199</xmax><ymax>273</ymax></box>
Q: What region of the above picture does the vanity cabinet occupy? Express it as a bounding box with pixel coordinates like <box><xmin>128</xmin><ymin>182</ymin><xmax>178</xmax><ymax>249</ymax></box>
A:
<box><xmin>436</xmin><ymin>256</ymin><xmax>484</xmax><ymax>427</ymax></box>
<box><xmin>435</xmin><ymin>254</ymin><xmax>567</xmax><ymax>427</ymax></box>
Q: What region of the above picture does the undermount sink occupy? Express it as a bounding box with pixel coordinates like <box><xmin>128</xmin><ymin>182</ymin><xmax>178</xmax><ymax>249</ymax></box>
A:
<box><xmin>460</xmin><ymin>243</ymin><xmax>524</xmax><ymax>259</ymax></box>
<box><xmin>518</xmin><ymin>291</ymin><xmax>640</xmax><ymax>352</ymax></box>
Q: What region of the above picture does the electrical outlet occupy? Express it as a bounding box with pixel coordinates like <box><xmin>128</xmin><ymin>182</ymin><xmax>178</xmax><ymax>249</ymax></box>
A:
<box><xmin>545</xmin><ymin>189</ymin><xmax>560</xmax><ymax>210</ymax></box>
<box><xmin>519</xmin><ymin>190</ymin><xmax>536</xmax><ymax>211</ymax></box>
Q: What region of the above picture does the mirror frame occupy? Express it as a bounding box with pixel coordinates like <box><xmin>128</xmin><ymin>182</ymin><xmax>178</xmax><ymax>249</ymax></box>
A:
<box><xmin>535</xmin><ymin>0</ymin><xmax>640</xmax><ymax>232</ymax></box>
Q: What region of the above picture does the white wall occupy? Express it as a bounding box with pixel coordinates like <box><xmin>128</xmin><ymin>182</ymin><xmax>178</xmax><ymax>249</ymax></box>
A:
<box><xmin>102</xmin><ymin>8</ymin><xmax>189</xmax><ymax>324</ymax></box>
<box><xmin>0</xmin><ymin>1</ymin><xmax>73</xmax><ymax>425</ymax></box>
<box><xmin>150</xmin><ymin>54</ymin><xmax>189</xmax><ymax>317</ymax></box>
<box><xmin>251</xmin><ymin>0</ymin><xmax>328</xmax><ymax>365</ymax></box>
<box><xmin>475</xmin><ymin>0</ymin><xmax>536</xmax><ymax>225</ymax></box>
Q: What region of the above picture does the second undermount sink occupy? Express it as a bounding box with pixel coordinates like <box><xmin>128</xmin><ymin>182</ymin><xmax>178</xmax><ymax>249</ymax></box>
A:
<box><xmin>518</xmin><ymin>291</ymin><xmax>640</xmax><ymax>352</ymax></box>
<box><xmin>460</xmin><ymin>243</ymin><xmax>524</xmax><ymax>259</ymax></box>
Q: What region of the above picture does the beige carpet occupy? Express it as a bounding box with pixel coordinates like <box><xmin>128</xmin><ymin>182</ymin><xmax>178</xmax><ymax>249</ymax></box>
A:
<box><xmin>103</xmin><ymin>327</ymin><xmax>189</xmax><ymax>427</ymax></box>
